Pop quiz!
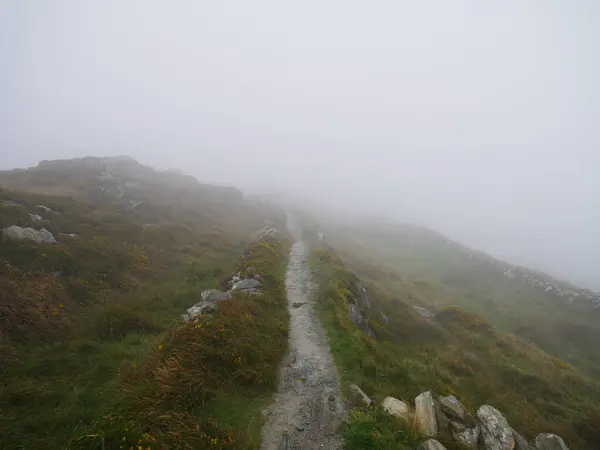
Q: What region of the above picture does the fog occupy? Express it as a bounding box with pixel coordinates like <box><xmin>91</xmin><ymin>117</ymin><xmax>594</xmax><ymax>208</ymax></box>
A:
<box><xmin>1</xmin><ymin>1</ymin><xmax>598</xmax><ymax>288</ymax></box>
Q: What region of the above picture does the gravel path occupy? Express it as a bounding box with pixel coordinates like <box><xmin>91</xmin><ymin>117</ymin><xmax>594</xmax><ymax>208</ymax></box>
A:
<box><xmin>261</xmin><ymin>217</ymin><xmax>344</xmax><ymax>450</ymax></box>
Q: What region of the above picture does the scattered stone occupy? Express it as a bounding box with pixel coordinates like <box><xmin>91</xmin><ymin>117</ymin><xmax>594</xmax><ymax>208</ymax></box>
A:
<box><xmin>200</xmin><ymin>289</ymin><xmax>231</xmax><ymax>303</ymax></box>
<box><xmin>415</xmin><ymin>391</ymin><xmax>438</xmax><ymax>437</ymax></box>
<box><xmin>477</xmin><ymin>405</ymin><xmax>515</xmax><ymax>450</ymax></box>
<box><xmin>1</xmin><ymin>201</ymin><xmax>22</xmax><ymax>208</ymax></box>
<box><xmin>513</xmin><ymin>429</ymin><xmax>534</xmax><ymax>450</ymax></box>
<box><xmin>348</xmin><ymin>384</ymin><xmax>371</xmax><ymax>407</ymax></box>
<box><xmin>381</xmin><ymin>396</ymin><xmax>410</xmax><ymax>421</ymax></box>
<box><xmin>439</xmin><ymin>395</ymin><xmax>476</xmax><ymax>426</ymax></box>
<box><xmin>28</xmin><ymin>213</ymin><xmax>43</xmax><ymax>221</ymax></box>
<box><xmin>3</xmin><ymin>226</ymin><xmax>57</xmax><ymax>244</ymax></box>
<box><xmin>534</xmin><ymin>433</ymin><xmax>568</xmax><ymax>450</ymax></box>
<box><xmin>36</xmin><ymin>205</ymin><xmax>54</xmax><ymax>213</ymax></box>
<box><xmin>295</xmin><ymin>425</ymin><xmax>304</xmax><ymax>432</ymax></box>
<box><xmin>292</xmin><ymin>302</ymin><xmax>306</xmax><ymax>308</ymax></box>
<box><xmin>413</xmin><ymin>305</ymin><xmax>433</xmax><ymax>318</ymax></box>
<box><xmin>232</xmin><ymin>278</ymin><xmax>262</xmax><ymax>291</ymax></box>
<box><xmin>418</xmin><ymin>439</ymin><xmax>448</xmax><ymax>450</ymax></box>
<box><xmin>453</xmin><ymin>425</ymin><xmax>480</xmax><ymax>448</ymax></box>
<box><xmin>182</xmin><ymin>301</ymin><xmax>218</xmax><ymax>321</ymax></box>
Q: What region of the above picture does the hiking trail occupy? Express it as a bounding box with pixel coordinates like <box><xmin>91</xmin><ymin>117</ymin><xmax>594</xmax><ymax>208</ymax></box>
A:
<box><xmin>261</xmin><ymin>215</ymin><xmax>344</xmax><ymax>450</ymax></box>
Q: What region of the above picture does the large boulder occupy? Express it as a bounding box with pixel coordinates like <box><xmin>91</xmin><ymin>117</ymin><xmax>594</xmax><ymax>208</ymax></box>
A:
<box><xmin>418</xmin><ymin>439</ymin><xmax>448</xmax><ymax>450</ymax></box>
<box><xmin>3</xmin><ymin>226</ymin><xmax>57</xmax><ymax>244</ymax></box>
<box><xmin>477</xmin><ymin>405</ymin><xmax>515</xmax><ymax>450</ymax></box>
<box><xmin>415</xmin><ymin>391</ymin><xmax>438</xmax><ymax>437</ymax></box>
<box><xmin>534</xmin><ymin>434</ymin><xmax>568</xmax><ymax>450</ymax></box>
<box><xmin>453</xmin><ymin>425</ymin><xmax>480</xmax><ymax>448</ymax></box>
<box><xmin>381</xmin><ymin>396</ymin><xmax>410</xmax><ymax>421</ymax></box>
<box><xmin>231</xmin><ymin>278</ymin><xmax>262</xmax><ymax>291</ymax></box>
<box><xmin>348</xmin><ymin>384</ymin><xmax>371</xmax><ymax>407</ymax></box>
<box><xmin>200</xmin><ymin>289</ymin><xmax>231</xmax><ymax>303</ymax></box>
<box><xmin>439</xmin><ymin>395</ymin><xmax>475</xmax><ymax>426</ymax></box>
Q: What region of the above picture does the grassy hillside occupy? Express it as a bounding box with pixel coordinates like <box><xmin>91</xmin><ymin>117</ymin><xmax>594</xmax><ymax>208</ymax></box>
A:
<box><xmin>309</xmin><ymin>243</ymin><xmax>600</xmax><ymax>449</ymax></box>
<box><xmin>308</xmin><ymin>218</ymin><xmax>600</xmax><ymax>380</ymax></box>
<box><xmin>0</xmin><ymin>157</ymin><xmax>289</xmax><ymax>449</ymax></box>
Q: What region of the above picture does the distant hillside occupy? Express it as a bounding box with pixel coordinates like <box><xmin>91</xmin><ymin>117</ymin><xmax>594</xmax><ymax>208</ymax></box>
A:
<box><xmin>0</xmin><ymin>157</ymin><xmax>289</xmax><ymax>449</ymax></box>
<box><xmin>301</xmin><ymin>216</ymin><xmax>600</xmax><ymax>381</ymax></box>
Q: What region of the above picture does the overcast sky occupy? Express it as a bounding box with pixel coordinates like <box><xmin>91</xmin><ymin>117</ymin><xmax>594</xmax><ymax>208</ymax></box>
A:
<box><xmin>1</xmin><ymin>1</ymin><xmax>598</xmax><ymax>288</ymax></box>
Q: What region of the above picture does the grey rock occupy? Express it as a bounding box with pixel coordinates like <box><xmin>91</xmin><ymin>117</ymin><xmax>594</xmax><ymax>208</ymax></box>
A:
<box><xmin>415</xmin><ymin>391</ymin><xmax>438</xmax><ymax>437</ymax></box>
<box><xmin>418</xmin><ymin>439</ymin><xmax>448</xmax><ymax>450</ymax></box>
<box><xmin>534</xmin><ymin>433</ymin><xmax>568</xmax><ymax>450</ymax></box>
<box><xmin>200</xmin><ymin>289</ymin><xmax>231</xmax><ymax>303</ymax></box>
<box><xmin>292</xmin><ymin>302</ymin><xmax>306</xmax><ymax>308</ymax></box>
<box><xmin>3</xmin><ymin>226</ymin><xmax>57</xmax><ymax>244</ymax></box>
<box><xmin>29</xmin><ymin>213</ymin><xmax>44</xmax><ymax>221</ymax></box>
<box><xmin>350</xmin><ymin>303</ymin><xmax>363</xmax><ymax>326</ymax></box>
<box><xmin>232</xmin><ymin>278</ymin><xmax>261</xmax><ymax>291</ymax></box>
<box><xmin>513</xmin><ymin>429</ymin><xmax>533</xmax><ymax>450</ymax></box>
<box><xmin>348</xmin><ymin>384</ymin><xmax>371</xmax><ymax>407</ymax></box>
<box><xmin>434</xmin><ymin>402</ymin><xmax>452</xmax><ymax>432</ymax></box>
<box><xmin>439</xmin><ymin>395</ymin><xmax>476</xmax><ymax>426</ymax></box>
<box><xmin>477</xmin><ymin>405</ymin><xmax>515</xmax><ymax>450</ymax></box>
<box><xmin>36</xmin><ymin>205</ymin><xmax>54</xmax><ymax>213</ymax></box>
<box><xmin>381</xmin><ymin>396</ymin><xmax>410</xmax><ymax>421</ymax></box>
<box><xmin>413</xmin><ymin>305</ymin><xmax>433</xmax><ymax>318</ymax></box>
<box><xmin>453</xmin><ymin>425</ymin><xmax>480</xmax><ymax>448</ymax></box>
<box><xmin>380</xmin><ymin>312</ymin><xmax>390</xmax><ymax>324</ymax></box>
<box><xmin>182</xmin><ymin>301</ymin><xmax>218</xmax><ymax>321</ymax></box>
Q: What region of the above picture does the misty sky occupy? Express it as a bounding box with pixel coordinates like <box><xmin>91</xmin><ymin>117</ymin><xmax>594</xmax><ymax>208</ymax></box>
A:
<box><xmin>1</xmin><ymin>1</ymin><xmax>599</xmax><ymax>288</ymax></box>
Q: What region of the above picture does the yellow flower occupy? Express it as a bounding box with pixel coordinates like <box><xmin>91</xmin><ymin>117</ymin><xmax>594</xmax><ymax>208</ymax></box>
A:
<box><xmin>158</xmin><ymin>344</ymin><xmax>164</xmax><ymax>351</ymax></box>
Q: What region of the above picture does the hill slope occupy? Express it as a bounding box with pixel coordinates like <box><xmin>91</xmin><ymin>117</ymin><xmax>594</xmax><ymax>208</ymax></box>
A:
<box><xmin>0</xmin><ymin>157</ymin><xmax>289</xmax><ymax>449</ymax></box>
<box><xmin>297</xmin><ymin>211</ymin><xmax>600</xmax><ymax>448</ymax></box>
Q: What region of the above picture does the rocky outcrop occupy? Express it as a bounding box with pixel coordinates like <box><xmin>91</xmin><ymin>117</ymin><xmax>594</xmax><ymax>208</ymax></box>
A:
<box><xmin>381</xmin><ymin>396</ymin><xmax>410</xmax><ymax>421</ymax></box>
<box><xmin>534</xmin><ymin>433</ymin><xmax>568</xmax><ymax>450</ymax></box>
<box><xmin>345</xmin><ymin>386</ymin><xmax>569</xmax><ymax>450</ymax></box>
<box><xmin>415</xmin><ymin>391</ymin><xmax>438</xmax><ymax>437</ymax></box>
<box><xmin>200</xmin><ymin>289</ymin><xmax>231</xmax><ymax>303</ymax></box>
<box><xmin>3</xmin><ymin>226</ymin><xmax>57</xmax><ymax>244</ymax></box>
<box><xmin>28</xmin><ymin>213</ymin><xmax>43</xmax><ymax>221</ymax></box>
<box><xmin>477</xmin><ymin>405</ymin><xmax>515</xmax><ymax>450</ymax></box>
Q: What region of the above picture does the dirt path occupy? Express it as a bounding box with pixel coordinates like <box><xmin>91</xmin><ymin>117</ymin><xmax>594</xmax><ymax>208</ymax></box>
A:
<box><xmin>261</xmin><ymin>216</ymin><xmax>344</xmax><ymax>450</ymax></box>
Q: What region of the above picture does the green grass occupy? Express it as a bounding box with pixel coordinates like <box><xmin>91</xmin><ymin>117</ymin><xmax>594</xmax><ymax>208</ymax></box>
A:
<box><xmin>310</xmin><ymin>244</ymin><xmax>600</xmax><ymax>449</ymax></box>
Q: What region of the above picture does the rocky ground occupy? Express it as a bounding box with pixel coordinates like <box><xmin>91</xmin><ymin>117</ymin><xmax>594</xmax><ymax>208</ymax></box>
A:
<box><xmin>261</xmin><ymin>217</ymin><xmax>344</xmax><ymax>450</ymax></box>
